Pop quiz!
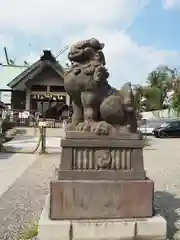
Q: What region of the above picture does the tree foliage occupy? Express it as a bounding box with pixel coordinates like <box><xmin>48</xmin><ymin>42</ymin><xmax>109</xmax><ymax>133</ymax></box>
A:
<box><xmin>146</xmin><ymin>65</ymin><xmax>175</xmax><ymax>109</ymax></box>
<box><xmin>147</xmin><ymin>65</ymin><xmax>174</xmax><ymax>88</ymax></box>
<box><xmin>172</xmin><ymin>78</ymin><xmax>180</xmax><ymax>116</ymax></box>
<box><xmin>142</xmin><ymin>86</ymin><xmax>162</xmax><ymax>111</ymax></box>
<box><xmin>119</xmin><ymin>65</ymin><xmax>180</xmax><ymax>113</ymax></box>
<box><xmin>172</xmin><ymin>92</ymin><xmax>180</xmax><ymax>116</ymax></box>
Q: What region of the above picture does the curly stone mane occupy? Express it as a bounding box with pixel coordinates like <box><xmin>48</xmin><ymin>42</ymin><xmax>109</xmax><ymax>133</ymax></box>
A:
<box><xmin>63</xmin><ymin>38</ymin><xmax>138</xmax><ymax>135</ymax></box>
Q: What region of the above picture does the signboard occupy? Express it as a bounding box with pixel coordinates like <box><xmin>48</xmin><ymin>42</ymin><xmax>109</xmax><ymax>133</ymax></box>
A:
<box><xmin>0</xmin><ymin>92</ymin><xmax>11</xmax><ymax>104</ymax></box>
<box><xmin>18</xmin><ymin>111</ymin><xmax>30</xmax><ymax>118</ymax></box>
<box><xmin>39</xmin><ymin>121</ymin><xmax>48</xmax><ymax>127</ymax></box>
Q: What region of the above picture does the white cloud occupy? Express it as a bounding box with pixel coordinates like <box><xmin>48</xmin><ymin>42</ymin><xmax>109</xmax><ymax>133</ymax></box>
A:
<box><xmin>0</xmin><ymin>0</ymin><xmax>148</xmax><ymax>35</ymax></box>
<box><xmin>0</xmin><ymin>0</ymin><xmax>179</xmax><ymax>89</ymax></box>
<box><xmin>163</xmin><ymin>0</ymin><xmax>180</xmax><ymax>9</ymax></box>
<box><xmin>0</xmin><ymin>35</ymin><xmax>13</xmax><ymax>48</ymax></box>
<box><xmin>63</xmin><ymin>27</ymin><xmax>180</xmax><ymax>86</ymax></box>
<box><xmin>21</xmin><ymin>52</ymin><xmax>40</xmax><ymax>65</ymax></box>
<box><xmin>0</xmin><ymin>34</ymin><xmax>14</xmax><ymax>64</ymax></box>
<box><xmin>25</xmin><ymin>26</ymin><xmax>180</xmax><ymax>88</ymax></box>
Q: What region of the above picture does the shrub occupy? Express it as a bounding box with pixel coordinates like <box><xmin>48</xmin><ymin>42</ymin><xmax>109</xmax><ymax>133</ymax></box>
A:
<box><xmin>1</xmin><ymin>120</ymin><xmax>15</xmax><ymax>134</ymax></box>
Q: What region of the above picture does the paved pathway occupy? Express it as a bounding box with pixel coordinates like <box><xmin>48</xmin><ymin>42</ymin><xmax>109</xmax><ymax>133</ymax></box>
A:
<box><xmin>4</xmin><ymin>136</ymin><xmax>61</xmax><ymax>153</ymax></box>
<box><xmin>0</xmin><ymin>153</ymin><xmax>37</xmax><ymax>198</ymax></box>
<box><xmin>144</xmin><ymin>138</ymin><xmax>180</xmax><ymax>239</ymax></box>
<box><xmin>0</xmin><ymin>135</ymin><xmax>61</xmax><ymax>239</ymax></box>
<box><xmin>0</xmin><ymin>153</ymin><xmax>59</xmax><ymax>240</ymax></box>
<box><xmin>0</xmin><ymin>136</ymin><xmax>180</xmax><ymax>239</ymax></box>
<box><xmin>0</xmin><ymin>135</ymin><xmax>62</xmax><ymax>199</ymax></box>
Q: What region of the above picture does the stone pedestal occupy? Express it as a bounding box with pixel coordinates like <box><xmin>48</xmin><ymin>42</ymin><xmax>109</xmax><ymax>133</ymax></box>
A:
<box><xmin>50</xmin><ymin>131</ymin><xmax>154</xmax><ymax>219</ymax></box>
<box><xmin>50</xmin><ymin>179</ymin><xmax>153</xmax><ymax>219</ymax></box>
<box><xmin>38</xmin><ymin>195</ymin><xmax>167</xmax><ymax>240</ymax></box>
<box><xmin>38</xmin><ymin>131</ymin><xmax>167</xmax><ymax>239</ymax></box>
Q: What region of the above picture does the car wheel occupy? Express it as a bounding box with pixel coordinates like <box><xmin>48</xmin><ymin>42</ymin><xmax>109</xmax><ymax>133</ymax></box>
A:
<box><xmin>160</xmin><ymin>131</ymin><xmax>168</xmax><ymax>138</ymax></box>
<box><xmin>154</xmin><ymin>132</ymin><xmax>159</xmax><ymax>138</ymax></box>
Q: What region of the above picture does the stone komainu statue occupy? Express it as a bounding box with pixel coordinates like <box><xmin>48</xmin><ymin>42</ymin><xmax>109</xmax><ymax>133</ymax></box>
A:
<box><xmin>64</xmin><ymin>38</ymin><xmax>137</xmax><ymax>135</ymax></box>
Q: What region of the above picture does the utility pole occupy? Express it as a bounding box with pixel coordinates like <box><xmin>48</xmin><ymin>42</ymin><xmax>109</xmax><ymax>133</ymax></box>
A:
<box><xmin>4</xmin><ymin>47</ymin><xmax>9</xmax><ymax>65</ymax></box>
<box><xmin>0</xmin><ymin>45</ymin><xmax>69</xmax><ymax>68</ymax></box>
<box><xmin>0</xmin><ymin>46</ymin><xmax>29</xmax><ymax>68</ymax></box>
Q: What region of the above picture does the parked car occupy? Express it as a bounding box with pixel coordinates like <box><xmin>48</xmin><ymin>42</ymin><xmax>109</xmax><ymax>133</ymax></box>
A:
<box><xmin>153</xmin><ymin>120</ymin><xmax>180</xmax><ymax>138</ymax></box>
<box><xmin>139</xmin><ymin>125</ymin><xmax>154</xmax><ymax>135</ymax></box>
<box><xmin>139</xmin><ymin>119</ymin><xmax>166</xmax><ymax>135</ymax></box>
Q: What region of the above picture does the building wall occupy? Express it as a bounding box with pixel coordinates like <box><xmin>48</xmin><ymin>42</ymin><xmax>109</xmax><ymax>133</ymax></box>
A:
<box><xmin>10</xmin><ymin>65</ymin><xmax>69</xmax><ymax>111</ymax></box>
<box><xmin>142</xmin><ymin>108</ymin><xmax>178</xmax><ymax>120</ymax></box>
<box><xmin>11</xmin><ymin>90</ymin><xmax>26</xmax><ymax>110</ymax></box>
<box><xmin>26</xmin><ymin>67</ymin><xmax>64</xmax><ymax>88</ymax></box>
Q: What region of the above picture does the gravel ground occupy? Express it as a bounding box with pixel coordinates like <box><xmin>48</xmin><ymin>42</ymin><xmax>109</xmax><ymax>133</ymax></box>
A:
<box><xmin>0</xmin><ymin>137</ymin><xmax>180</xmax><ymax>239</ymax></box>
<box><xmin>144</xmin><ymin>138</ymin><xmax>180</xmax><ymax>240</ymax></box>
<box><xmin>0</xmin><ymin>153</ymin><xmax>59</xmax><ymax>240</ymax></box>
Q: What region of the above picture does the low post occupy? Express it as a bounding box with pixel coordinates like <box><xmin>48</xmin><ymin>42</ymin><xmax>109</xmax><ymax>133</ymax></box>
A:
<box><xmin>39</xmin><ymin>121</ymin><xmax>48</xmax><ymax>154</ymax></box>
<box><xmin>0</xmin><ymin>120</ymin><xmax>3</xmax><ymax>152</ymax></box>
<box><xmin>41</xmin><ymin>126</ymin><xmax>46</xmax><ymax>154</ymax></box>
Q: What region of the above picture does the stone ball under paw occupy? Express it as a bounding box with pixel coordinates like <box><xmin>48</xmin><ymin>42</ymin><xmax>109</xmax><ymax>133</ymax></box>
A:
<box><xmin>100</xmin><ymin>95</ymin><xmax>125</xmax><ymax>125</ymax></box>
<box><xmin>92</xmin><ymin>121</ymin><xmax>113</xmax><ymax>136</ymax></box>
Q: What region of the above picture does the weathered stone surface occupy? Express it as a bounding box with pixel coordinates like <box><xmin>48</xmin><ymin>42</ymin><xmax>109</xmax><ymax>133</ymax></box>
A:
<box><xmin>72</xmin><ymin>219</ymin><xmax>135</xmax><ymax>240</ymax></box>
<box><xmin>72</xmin><ymin>216</ymin><xmax>167</xmax><ymax>240</ymax></box>
<box><xmin>64</xmin><ymin>38</ymin><xmax>137</xmax><ymax>134</ymax></box>
<box><xmin>64</xmin><ymin>131</ymin><xmax>142</xmax><ymax>139</ymax></box>
<box><xmin>58</xmin><ymin>132</ymin><xmax>146</xmax><ymax>180</ymax></box>
<box><xmin>45</xmin><ymin>37</ymin><xmax>164</xmax><ymax>239</ymax></box>
<box><xmin>50</xmin><ymin>179</ymin><xmax>154</xmax><ymax>220</ymax></box>
<box><xmin>38</xmin><ymin>195</ymin><xmax>70</xmax><ymax>240</ymax></box>
<box><xmin>38</xmin><ymin>195</ymin><xmax>166</xmax><ymax>240</ymax></box>
<box><xmin>58</xmin><ymin>170</ymin><xmax>146</xmax><ymax>181</ymax></box>
<box><xmin>136</xmin><ymin>215</ymin><xmax>167</xmax><ymax>240</ymax></box>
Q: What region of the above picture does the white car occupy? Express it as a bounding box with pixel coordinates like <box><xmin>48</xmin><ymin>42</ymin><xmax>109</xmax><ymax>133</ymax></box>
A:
<box><xmin>139</xmin><ymin>126</ymin><xmax>155</xmax><ymax>135</ymax></box>
<box><xmin>139</xmin><ymin>119</ymin><xmax>167</xmax><ymax>135</ymax></box>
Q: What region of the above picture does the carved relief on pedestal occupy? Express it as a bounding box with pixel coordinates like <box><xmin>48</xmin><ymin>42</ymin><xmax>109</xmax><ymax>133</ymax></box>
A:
<box><xmin>72</xmin><ymin>148</ymin><xmax>132</xmax><ymax>170</ymax></box>
<box><xmin>94</xmin><ymin>149</ymin><xmax>112</xmax><ymax>169</ymax></box>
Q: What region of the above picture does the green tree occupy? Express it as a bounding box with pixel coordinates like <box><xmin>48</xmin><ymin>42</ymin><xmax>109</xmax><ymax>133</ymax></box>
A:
<box><xmin>132</xmin><ymin>85</ymin><xmax>161</xmax><ymax>112</ymax></box>
<box><xmin>172</xmin><ymin>93</ymin><xmax>180</xmax><ymax>116</ymax></box>
<box><xmin>142</xmin><ymin>86</ymin><xmax>162</xmax><ymax>111</ymax></box>
<box><xmin>147</xmin><ymin>65</ymin><xmax>174</xmax><ymax>87</ymax></box>
<box><xmin>147</xmin><ymin>65</ymin><xmax>175</xmax><ymax>109</ymax></box>
<box><xmin>172</xmin><ymin>78</ymin><xmax>180</xmax><ymax>116</ymax></box>
<box><xmin>133</xmin><ymin>85</ymin><xmax>143</xmax><ymax>111</ymax></box>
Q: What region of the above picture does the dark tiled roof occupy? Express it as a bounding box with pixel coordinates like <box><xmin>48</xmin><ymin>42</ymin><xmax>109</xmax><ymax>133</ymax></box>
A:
<box><xmin>6</xmin><ymin>50</ymin><xmax>64</xmax><ymax>89</ymax></box>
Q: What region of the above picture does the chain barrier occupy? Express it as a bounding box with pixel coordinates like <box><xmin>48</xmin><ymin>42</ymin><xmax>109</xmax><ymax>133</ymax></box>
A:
<box><xmin>0</xmin><ymin>115</ymin><xmax>47</xmax><ymax>154</ymax></box>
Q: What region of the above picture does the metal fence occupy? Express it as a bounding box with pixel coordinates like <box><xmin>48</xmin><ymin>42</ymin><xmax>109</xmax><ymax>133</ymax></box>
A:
<box><xmin>0</xmin><ymin>109</ymin><xmax>69</xmax><ymax>128</ymax></box>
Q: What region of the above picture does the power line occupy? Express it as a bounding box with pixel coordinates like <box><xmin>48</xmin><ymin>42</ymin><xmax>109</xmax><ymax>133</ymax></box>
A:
<box><xmin>0</xmin><ymin>63</ymin><xmax>28</xmax><ymax>68</ymax></box>
<box><xmin>0</xmin><ymin>45</ymin><xmax>69</xmax><ymax>69</ymax></box>
<box><xmin>55</xmin><ymin>45</ymin><xmax>69</xmax><ymax>59</ymax></box>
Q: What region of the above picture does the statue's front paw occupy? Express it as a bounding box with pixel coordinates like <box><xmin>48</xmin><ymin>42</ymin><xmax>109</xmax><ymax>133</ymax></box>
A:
<box><xmin>92</xmin><ymin>121</ymin><xmax>113</xmax><ymax>136</ymax></box>
<box><xmin>76</xmin><ymin>121</ymin><xmax>91</xmax><ymax>132</ymax></box>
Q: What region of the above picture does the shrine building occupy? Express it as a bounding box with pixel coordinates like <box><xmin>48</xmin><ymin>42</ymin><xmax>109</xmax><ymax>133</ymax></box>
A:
<box><xmin>3</xmin><ymin>50</ymin><xmax>70</xmax><ymax>119</ymax></box>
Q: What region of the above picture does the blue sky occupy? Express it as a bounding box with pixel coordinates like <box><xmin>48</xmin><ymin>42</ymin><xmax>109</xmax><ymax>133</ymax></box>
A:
<box><xmin>129</xmin><ymin>0</ymin><xmax>180</xmax><ymax>51</ymax></box>
<box><xmin>0</xmin><ymin>0</ymin><xmax>180</xmax><ymax>92</ymax></box>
